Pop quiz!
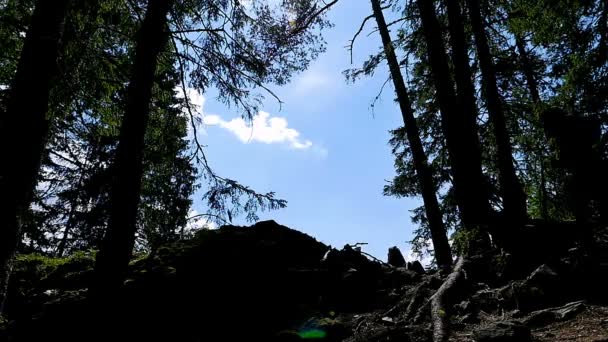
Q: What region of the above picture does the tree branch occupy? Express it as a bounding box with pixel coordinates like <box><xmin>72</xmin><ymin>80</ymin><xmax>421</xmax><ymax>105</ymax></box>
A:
<box><xmin>169</xmin><ymin>28</ymin><xmax>224</xmax><ymax>34</ymax></box>
<box><xmin>289</xmin><ymin>0</ymin><xmax>340</xmax><ymax>37</ymax></box>
<box><xmin>348</xmin><ymin>14</ymin><xmax>375</xmax><ymax>64</ymax></box>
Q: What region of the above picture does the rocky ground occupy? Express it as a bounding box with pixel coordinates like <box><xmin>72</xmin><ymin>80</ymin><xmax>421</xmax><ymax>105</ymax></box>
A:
<box><xmin>1</xmin><ymin>220</ymin><xmax>607</xmax><ymax>341</ymax></box>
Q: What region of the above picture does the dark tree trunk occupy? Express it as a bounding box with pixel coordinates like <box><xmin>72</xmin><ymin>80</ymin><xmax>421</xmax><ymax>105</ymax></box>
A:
<box><xmin>514</xmin><ymin>35</ymin><xmax>541</xmax><ymax>104</ymax></box>
<box><xmin>371</xmin><ymin>0</ymin><xmax>452</xmax><ymax>270</ymax></box>
<box><xmin>0</xmin><ymin>0</ymin><xmax>70</xmax><ymax>312</ymax></box>
<box><xmin>513</xmin><ymin>33</ymin><xmax>548</xmax><ymax>220</ymax></box>
<box><xmin>93</xmin><ymin>0</ymin><xmax>173</xmax><ymax>294</ymax></box>
<box><xmin>445</xmin><ymin>0</ymin><xmax>479</xmax><ymax>147</ymax></box>
<box><xmin>415</xmin><ymin>0</ymin><xmax>491</xmax><ymax>235</ymax></box>
<box><xmin>467</xmin><ymin>0</ymin><xmax>527</xmax><ymax>223</ymax></box>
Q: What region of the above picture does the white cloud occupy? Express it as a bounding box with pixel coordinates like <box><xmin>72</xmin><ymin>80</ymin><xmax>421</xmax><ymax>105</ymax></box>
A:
<box><xmin>203</xmin><ymin>111</ymin><xmax>314</xmax><ymax>150</ymax></box>
<box><xmin>292</xmin><ymin>69</ymin><xmax>334</xmax><ymax>96</ymax></box>
<box><xmin>312</xmin><ymin>145</ymin><xmax>329</xmax><ymax>159</ymax></box>
<box><xmin>175</xmin><ymin>87</ymin><xmax>324</xmax><ymax>155</ymax></box>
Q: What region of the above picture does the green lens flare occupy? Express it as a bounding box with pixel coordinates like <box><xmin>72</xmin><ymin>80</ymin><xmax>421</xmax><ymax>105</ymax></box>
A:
<box><xmin>298</xmin><ymin>329</ymin><xmax>327</xmax><ymax>339</ymax></box>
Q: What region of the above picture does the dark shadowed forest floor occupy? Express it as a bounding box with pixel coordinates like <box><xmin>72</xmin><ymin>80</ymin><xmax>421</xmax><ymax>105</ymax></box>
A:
<box><xmin>1</xmin><ymin>220</ymin><xmax>608</xmax><ymax>342</ymax></box>
<box><xmin>450</xmin><ymin>304</ymin><xmax>608</xmax><ymax>341</ymax></box>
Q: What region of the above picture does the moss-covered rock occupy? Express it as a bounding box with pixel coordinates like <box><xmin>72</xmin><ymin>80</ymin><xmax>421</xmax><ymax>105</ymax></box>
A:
<box><xmin>4</xmin><ymin>251</ymin><xmax>95</xmax><ymax>321</ymax></box>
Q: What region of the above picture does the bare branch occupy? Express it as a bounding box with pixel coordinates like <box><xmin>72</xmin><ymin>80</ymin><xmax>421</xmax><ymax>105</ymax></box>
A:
<box><xmin>370</xmin><ymin>75</ymin><xmax>392</xmax><ymax>117</ymax></box>
<box><xmin>348</xmin><ymin>5</ymin><xmax>398</xmax><ymax>64</ymax></box>
<box><xmin>348</xmin><ymin>14</ymin><xmax>375</xmax><ymax>64</ymax></box>
<box><xmin>386</xmin><ymin>16</ymin><xmax>409</xmax><ymax>28</ymax></box>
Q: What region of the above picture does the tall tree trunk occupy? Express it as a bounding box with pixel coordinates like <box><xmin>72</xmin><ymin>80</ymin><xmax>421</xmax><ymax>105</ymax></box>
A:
<box><xmin>445</xmin><ymin>0</ymin><xmax>479</xmax><ymax>149</ymax></box>
<box><xmin>514</xmin><ymin>35</ymin><xmax>541</xmax><ymax>104</ymax></box>
<box><xmin>0</xmin><ymin>0</ymin><xmax>70</xmax><ymax>312</ymax></box>
<box><xmin>415</xmin><ymin>0</ymin><xmax>491</xmax><ymax>239</ymax></box>
<box><xmin>371</xmin><ymin>0</ymin><xmax>452</xmax><ymax>270</ymax></box>
<box><xmin>513</xmin><ymin>33</ymin><xmax>548</xmax><ymax>220</ymax></box>
<box><xmin>93</xmin><ymin>0</ymin><xmax>172</xmax><ymax>295</ymax></box>
<box><xmin>467</xmin><ymin>0</ymin><xmax>527</xmax><ymax>223</ymax></box>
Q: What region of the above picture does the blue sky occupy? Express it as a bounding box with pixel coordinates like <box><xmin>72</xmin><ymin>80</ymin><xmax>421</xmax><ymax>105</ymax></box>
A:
<box><xmin>188</xmin><ymin>2</ymin><xmax>426</xmax><ymax>262</ymax></box>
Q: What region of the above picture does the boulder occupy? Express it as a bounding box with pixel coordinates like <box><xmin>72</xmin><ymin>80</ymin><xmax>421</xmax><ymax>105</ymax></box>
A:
<box><xmin>498</xmin><ymin>264</ymin><xmax>562</xmax><ymax>312</ymax></box>
<box><xmin>526</xmin><ymin>264</ymin><xmax>558</xmax><ymax>285</ymax></box>
<box><xmin>387</xmin><ymin>247</ymin><xmax>406</xmax><ymax>267</ymax></box>
<box><xmin>321</xmin><ymin>245</ymin><xmax>384</xmax><ymax>311</ymax></box>
<box><xmin>472</xmin><ymin>288</ymin><xmax>503</xmax><ymax>313</ymax></box>
<box><xmin>519</xmin><ymin>264</ymin><xmax>561</xmax><ymax>311</ymax></box>
<box><xmin>406</xmin><ymin>261</ymin><xmax>425</xmax><ymax>274</ymax></box>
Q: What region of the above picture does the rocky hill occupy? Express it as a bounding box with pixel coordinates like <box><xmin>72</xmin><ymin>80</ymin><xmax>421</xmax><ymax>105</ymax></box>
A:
<box><xmin>1</xmin><ymin>220</ymin><xmax>607</xmax><ymax>341</ymax></box>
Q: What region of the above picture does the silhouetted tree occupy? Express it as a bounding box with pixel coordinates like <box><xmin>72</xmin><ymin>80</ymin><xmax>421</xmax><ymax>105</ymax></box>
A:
<box><xmin>0</xmin><ymin>0</ymin><xmax>70</xmax><ymax>311</ymax></box>
<box><xmin>467</xmin><ymin>0</ymin><xmax>527</xmax><ymax>223</ymax></box>
<box><xmin>514</xmin><ymin>34</ymin><xmax>541</xmax><ymax>105</ymax></box>
<box><xmin>370</xmin><ymin>0</ymin><xmax>452</xmax><ymax>269</ymax></box>
<box><xmin>93</xmin><ymin>0</ymin><xmax>336</xmax><ymax>293</ymax></box>
<box><xmin>8</xmin><ymin>1</ymin><xmax>197</xmax><ymax>257</ymax></box>
<box><xmin>93</xmin><ymin>0</ymin><xmax>174</xmax><ymax>295</ymax></box>
<box><xmin>416</xmin><ymin>0</ymin><xmax>491</xmax><ymax>245</ymax></box>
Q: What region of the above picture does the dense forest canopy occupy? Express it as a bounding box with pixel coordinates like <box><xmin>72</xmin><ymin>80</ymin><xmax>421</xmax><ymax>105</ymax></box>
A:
<box><xmin>0</xmin><ymin>0</ymin><xmax>335</xmax><ymax>307</ymax></box>
<box><xmin>0</xmin><ymin>0</ymin><xmax>607</xmax><ymax>339</ymax></box>
<box><xmin>346</xmin><ymin>0</ymin><xmax>608</xmax><ymax>261</ymax></box>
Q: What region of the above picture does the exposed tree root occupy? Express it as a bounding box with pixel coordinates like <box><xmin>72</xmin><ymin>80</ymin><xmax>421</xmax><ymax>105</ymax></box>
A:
<box><xmin>429</xmin><ymin>257</ymin><xmax>466</xmax><ymax>342</ymax></box>
<box><xmin>403</xmin><ymin>279</ymin><xmax>432</xmax><ymax>321</ymax></box>
<box><xmin>382</xmin><ymin>279</ymin><xmax>429</xmax><ymax>320</ymax></box>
